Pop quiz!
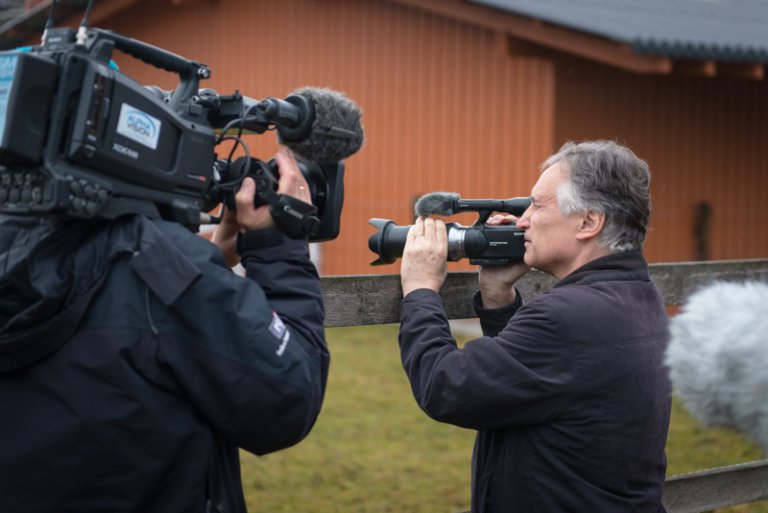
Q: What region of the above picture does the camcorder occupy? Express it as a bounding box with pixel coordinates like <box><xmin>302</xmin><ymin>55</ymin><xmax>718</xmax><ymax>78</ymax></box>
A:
<box><xmin>368</xmin><ymin>192</ymin><xmax>531</xmax><ymax>266</ymax></box>
<box><xmin>0</xmin><ymin>1</ymin><xmax>363</xmax><ymax>241</ymax></box>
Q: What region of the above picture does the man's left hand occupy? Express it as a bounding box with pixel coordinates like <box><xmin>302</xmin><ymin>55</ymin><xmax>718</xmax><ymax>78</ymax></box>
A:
<box><xmin>400</xmin><ymin>216</ymin><xmax>448</xmax><ymax>296</ymax></box>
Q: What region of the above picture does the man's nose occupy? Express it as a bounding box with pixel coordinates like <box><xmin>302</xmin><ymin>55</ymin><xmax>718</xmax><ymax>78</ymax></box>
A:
<box><xmin>516</xmin><ymin>209</ymin><xmax>531</xmax><ymax>227</ymax></box>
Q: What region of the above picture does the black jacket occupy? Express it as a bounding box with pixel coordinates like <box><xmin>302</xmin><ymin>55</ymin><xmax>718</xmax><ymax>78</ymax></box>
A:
<box><xmin>0</xmin><ymin>214</ymin><xmax>329</xmax><ymax>513</ymax></box>
<box><xmin>399</xmin><ymin>251</ymin><xmax>671</xmax><ymax>513</ymax></box>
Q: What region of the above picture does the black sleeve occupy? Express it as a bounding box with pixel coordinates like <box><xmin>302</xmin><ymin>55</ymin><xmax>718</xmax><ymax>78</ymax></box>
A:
<box><xmin>399</xmin><ymin>288</ymin><xmax>573</xmax><ymax>431</ymax></box>
<box><xmin>152</xmin><ymin>227</ymin><xmax>329</xmax><ymax>456</ymax></box>
<box><xmin>472</xmin><ymin>288</ymin><xmax>523</xmax><ymax>336</ymax></box>
<box><xmin>237</xmin><ymin>228</ymin><xmax>327</xmax><ymax>365</ymax></box>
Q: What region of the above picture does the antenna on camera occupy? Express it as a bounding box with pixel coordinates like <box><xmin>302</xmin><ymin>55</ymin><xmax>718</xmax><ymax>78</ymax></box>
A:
<box><xmin>77</xmin><ymin>0</ymin><xmax>97</xmax><ymax>45</ymax></box>
<box><xmin>42</xmin><ymin>0</ymin><xmax>59</xmax><ymax>44</ymax></box>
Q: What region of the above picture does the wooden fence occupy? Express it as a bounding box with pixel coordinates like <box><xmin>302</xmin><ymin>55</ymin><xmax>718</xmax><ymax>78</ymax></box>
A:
<box><xmin>320</xmin><ymin>259</ymin><xmax>768</xmax><ymax>513</ymax></box>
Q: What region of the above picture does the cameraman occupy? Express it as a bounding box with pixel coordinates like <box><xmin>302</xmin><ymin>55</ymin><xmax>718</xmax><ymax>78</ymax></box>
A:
<box><xmin>398</xmin><ymin>140</ymin><xmax>671</xmax><ymax>512</ymax></box>
<box><xmin>0</xmin><ymin>148</ymin><xmax>329</xmax><ymax>512</ymax></box>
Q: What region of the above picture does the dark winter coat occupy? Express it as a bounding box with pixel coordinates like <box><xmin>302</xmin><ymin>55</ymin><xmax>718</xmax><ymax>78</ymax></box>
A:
<box><xmin>0</xmin><ymin>214</ymin><xmax>329</xmax><ymax>513</ymax></box>
<box><xmin>399</xmin><ymin>251</ymin><xmax>671</xmax><ymax>513</ymax></box>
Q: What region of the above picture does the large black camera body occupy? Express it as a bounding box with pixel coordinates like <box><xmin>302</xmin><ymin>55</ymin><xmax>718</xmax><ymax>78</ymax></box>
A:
<box><xmin>0</xmin><ymin>27</ymin><xmax>345</xmax><ymax>241</ymax></box>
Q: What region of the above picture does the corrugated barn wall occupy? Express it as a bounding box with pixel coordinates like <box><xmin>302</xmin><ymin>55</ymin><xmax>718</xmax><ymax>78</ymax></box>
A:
<box><xmin>551</xmin><ymin>56</ymin><xmax>768</xmax><ymax>263</ymax></box>
<box><xmin>58</xmin><ymin>0</ymin><xmax>768</xmax><ymax>273</ymax></box>
<box><xmin>80</xmin><ymin>0</ymin><xmax>555</xmax><ymax>275</ymax></box>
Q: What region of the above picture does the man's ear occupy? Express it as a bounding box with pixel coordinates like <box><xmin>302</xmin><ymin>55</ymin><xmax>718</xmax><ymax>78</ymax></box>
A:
<box><xmin>575</xmin><ymin>210</ymin><xmax>605</xmax><ymax>241</ymax></box>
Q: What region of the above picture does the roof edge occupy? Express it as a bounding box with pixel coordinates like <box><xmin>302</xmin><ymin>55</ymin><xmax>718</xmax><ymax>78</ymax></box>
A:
<box><xmin>0</xmin><ymin>0</ymin><xmax>143</xmax><ymax>49</ymax></box>
<box><xmin>385</xmin><ymin>0</ymin><xmax>675</xmax><ymax>75</ymax></box>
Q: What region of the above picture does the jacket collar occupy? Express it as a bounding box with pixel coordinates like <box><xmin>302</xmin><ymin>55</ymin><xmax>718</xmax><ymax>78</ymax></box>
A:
<box><xmin>554</xmin><ymin>250</ymin><xmax>650</xmax><ymax>288</ymax></box>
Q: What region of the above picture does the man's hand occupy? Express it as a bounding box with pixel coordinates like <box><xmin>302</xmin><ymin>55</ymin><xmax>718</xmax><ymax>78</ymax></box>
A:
<box><xmin>211</xmin><ymin>206</ymin><xmax>240</xmax><ymax>267</ymax></box>
<box><xmin>400</xmin><ymin>217</ymin><xmax>448</xmax><ymax>296</ymax></box>
<box><xmin>211</xmin><ymin>148</ymin><xmax>312</xmax><ymax>266</ymax></box>
<box><xmin>236</xmin><ymin>147</ymin><xmax>312</xmax><ymax>232</ymax></box>
<box><xmin>478</xmin><ymin>214</ymin><xmax>530</xmax><ymax>308</ymax></box>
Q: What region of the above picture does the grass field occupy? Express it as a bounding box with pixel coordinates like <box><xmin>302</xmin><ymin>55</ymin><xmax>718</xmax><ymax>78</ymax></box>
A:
<box><xmin>241</xmin><ymin>325</ymin><xmax>767</xmax><ymax>513</ymax></box>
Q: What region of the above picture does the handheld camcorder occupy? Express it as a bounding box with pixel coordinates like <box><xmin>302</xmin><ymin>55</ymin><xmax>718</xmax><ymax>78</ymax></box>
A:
<box><xmin>368</xmin><ymin>192</ymin><xmax>531</xmax><ymax>266</ymax></box>
<box><xmin>0</xmin><ymin>1</ymin><xmax>363</xmax><ymax>241</ymax></box>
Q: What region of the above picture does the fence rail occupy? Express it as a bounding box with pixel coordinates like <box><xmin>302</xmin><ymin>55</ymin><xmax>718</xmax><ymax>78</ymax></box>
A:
<box><xmin>319</xmin><ymin>258</ymin><xmax>768</xmax><ymax>513</ymax></box>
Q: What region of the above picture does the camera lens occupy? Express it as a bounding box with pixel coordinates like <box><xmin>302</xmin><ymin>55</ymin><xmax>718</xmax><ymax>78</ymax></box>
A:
<box><xmin>368</xmin><ymin>218</ymin><xmax>411</xmax><ymax>265</ymax></box>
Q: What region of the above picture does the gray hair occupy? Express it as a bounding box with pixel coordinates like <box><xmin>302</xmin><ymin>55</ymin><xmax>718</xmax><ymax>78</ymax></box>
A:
<box><xmin>542</xmin><ymin>140</ymin><xmax>651</xmax><ymax>252</ymax></box>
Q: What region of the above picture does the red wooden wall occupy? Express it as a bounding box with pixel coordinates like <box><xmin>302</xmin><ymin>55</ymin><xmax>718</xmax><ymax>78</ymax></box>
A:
<box><xmin>55</xmin><ymin>0</ymin><xmax>768</xmax><ymax>273</ymax></box>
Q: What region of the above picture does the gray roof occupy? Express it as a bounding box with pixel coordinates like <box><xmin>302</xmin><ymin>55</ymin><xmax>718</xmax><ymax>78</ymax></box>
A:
<box><xmin>0</xmin><ymin>0</ymin><xmax>90</xmax><ymax>49</ymax></box>
<box><xmin>0</xmin><ymin>0</ymin><xmax>24</xmax><ymax>29</ymax></box>
<box><xmin>469</xmin><ymin>0</ymin><xmax>768</xmax><ymax>63</ymax></box>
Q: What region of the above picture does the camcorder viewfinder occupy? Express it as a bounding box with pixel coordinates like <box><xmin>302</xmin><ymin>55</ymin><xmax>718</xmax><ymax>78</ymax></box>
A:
<box><xmin>368</xmin><ymin>193</ymin><xmax>531</xmax><ymax>266</ymax></box>
<box><xmin>0</xmin><ymin>0</ymin><xmax>362</xmax><ymax>242</ymax></box>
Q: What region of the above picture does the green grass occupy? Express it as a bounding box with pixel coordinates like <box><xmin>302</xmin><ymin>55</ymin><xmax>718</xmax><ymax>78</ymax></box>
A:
<box><xmin>241</xmin><ymin>325</ymin><xmax>767</xmax><ymax>513</ymax></box>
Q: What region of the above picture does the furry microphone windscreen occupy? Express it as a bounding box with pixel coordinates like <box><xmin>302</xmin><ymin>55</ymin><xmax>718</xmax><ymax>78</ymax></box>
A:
<box><xmin>280</xmin><ymin>87</ymin><xmax>364</xmax><ymax>163</ymax></box>
<box><xmin>414</xmin><ymin>192</ymin><xmax>459</xmax><ymax>217</ymax></box>
<box><xmin>666</xmin><ymin>280</ymin><xmax>768</xmax><ymax>452</ymax></box>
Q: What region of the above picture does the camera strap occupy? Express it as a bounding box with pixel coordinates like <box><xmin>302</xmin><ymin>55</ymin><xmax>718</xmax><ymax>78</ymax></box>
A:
<box><xmin>266</xmin><ymin>191</ymin><xmax>321</xmax><ymax>239</ymax></box>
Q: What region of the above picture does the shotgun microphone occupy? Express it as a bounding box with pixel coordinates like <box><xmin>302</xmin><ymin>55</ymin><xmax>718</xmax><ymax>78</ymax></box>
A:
<box><xmin>276</xmin><ymin>86</ymin><xmax>364</xmax><ymax>163</ymax></box>
<box><xmin>414</xmin><ymin>192</ymin><xmax>531</xmax><ymax>218</ymax></box>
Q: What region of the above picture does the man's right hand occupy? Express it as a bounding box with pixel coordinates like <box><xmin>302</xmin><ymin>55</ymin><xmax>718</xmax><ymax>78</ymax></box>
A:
<box><xmin>235</xmin><ymin>148</ymin><xmax>312</xmax><ymax>232</ymax></box>
<box><xmin>211</xmin><ymin>147</ymin><xmax>312</xmax><ymax>266</ymax></box>
<box><xmin>478</xmin><ymin>214</ymin><xmax>530</xmax><ymax>308</ymax></box>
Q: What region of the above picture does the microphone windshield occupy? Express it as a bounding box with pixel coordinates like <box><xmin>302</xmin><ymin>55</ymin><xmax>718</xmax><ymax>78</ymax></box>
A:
<box><xmin>666</xmin><ymin>280</ymin><xmax>768</xmax><ymax>451</ymax></box>
<box><xmin>279</xmin><ymin>86</ymin><xmax>364</xmax><ymax>163</ymax></box>
<box><xmin>414</xmin><ymin>192</ymin><xmax>459</xmax><ymax>217</ymax></box>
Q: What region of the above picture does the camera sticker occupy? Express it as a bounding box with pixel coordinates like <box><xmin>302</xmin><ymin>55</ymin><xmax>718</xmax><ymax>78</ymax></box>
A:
<box><xmin>116</xmin><ymin>103</ymin><xmax>160</xmax><ymax>150</ymax></box>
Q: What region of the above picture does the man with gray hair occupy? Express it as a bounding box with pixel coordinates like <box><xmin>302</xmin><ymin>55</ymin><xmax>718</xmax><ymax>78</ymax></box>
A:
<box><xmin>397</xmin><ymin>140</ymin><xmax>671</xmax><ymax>512</ymax></box>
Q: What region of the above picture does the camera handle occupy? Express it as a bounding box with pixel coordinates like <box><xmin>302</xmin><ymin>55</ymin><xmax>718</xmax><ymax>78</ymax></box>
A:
<box><xmin>90</xmin><ymin>29</ymin><xmax>210</xmax><ymax>110</ymax></box>
<box><xmin>474</xmin><ymin>210</ymin><xmax>492</xmax><ymax>226</ymax></box>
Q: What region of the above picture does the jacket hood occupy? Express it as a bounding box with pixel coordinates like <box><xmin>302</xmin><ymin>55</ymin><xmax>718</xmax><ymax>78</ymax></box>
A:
<box><xmin>0</xmin><ymin>215</ymin><xmax>169</xmax><ymax>372</ymax></box>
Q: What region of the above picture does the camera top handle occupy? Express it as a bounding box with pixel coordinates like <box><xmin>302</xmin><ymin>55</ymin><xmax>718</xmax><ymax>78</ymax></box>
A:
<box><xmin>86</xmin><ymin>29</ymin><xmax>211</xmax><ymax>111</ymax></box>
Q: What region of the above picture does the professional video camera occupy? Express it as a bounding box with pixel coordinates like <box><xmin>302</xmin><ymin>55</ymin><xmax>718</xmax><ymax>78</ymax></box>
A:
<box><xmin>0</xmin><ymin>0</ymin><xmax>363</xmax><ymax>241</ymax></box>
<box><xmin>368</xmin><ymin>192</ymin><xmax>531</xmax><ymax>266</ymax></box>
